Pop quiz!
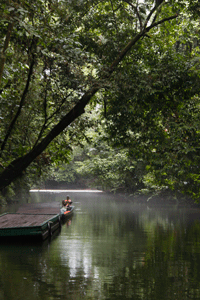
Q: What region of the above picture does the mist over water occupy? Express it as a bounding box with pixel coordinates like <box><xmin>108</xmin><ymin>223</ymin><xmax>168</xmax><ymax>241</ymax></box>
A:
<box><xmin>0</xmin><ymin>190</ymin><xmax>200</xmax><ymax>299</ymax></box>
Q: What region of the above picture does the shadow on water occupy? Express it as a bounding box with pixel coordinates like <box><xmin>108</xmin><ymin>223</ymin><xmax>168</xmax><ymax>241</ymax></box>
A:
<box><xmin>0</xmin><ymin>190</ymin><xmax>200</xmax><ymax>299</ymax></box>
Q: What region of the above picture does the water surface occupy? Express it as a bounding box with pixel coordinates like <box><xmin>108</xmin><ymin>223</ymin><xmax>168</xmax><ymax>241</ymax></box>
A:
<box><xmin>0</xmin><ymin>191</ymin><xmax>200</xmax><ymax>299</ymax></box>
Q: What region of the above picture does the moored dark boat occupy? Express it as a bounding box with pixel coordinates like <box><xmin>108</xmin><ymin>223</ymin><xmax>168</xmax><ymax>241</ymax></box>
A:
<box><xmin>0</xmin><ymin>202</ymin><xmax>74</xmax><ymax>241</ymax></box>
<box><xmin>0</xmin><ymin>213</ymin><xmax>61</xmax><ymax>240</ymax></box>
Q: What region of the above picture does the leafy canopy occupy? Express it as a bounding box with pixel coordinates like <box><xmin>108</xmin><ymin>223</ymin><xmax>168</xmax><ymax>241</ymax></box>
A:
<box><xmin>0</xmin><ymin>0</ymin><xmax>199</xmax><ymax>198</ymax></box>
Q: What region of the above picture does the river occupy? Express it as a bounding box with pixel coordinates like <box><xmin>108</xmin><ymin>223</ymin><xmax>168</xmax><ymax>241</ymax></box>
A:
<box><xmin>0</xmin><ymin>190</ymin><xmax>200</xmax><ymax>300</ymax></box>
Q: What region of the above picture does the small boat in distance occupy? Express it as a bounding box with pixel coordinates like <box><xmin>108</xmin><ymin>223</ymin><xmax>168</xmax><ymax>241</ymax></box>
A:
<box><xmin>60</xmin><ymin>195</ymin><xmax>74</xmax><ymax>220</ymax></box>
<box><xmin>60</xmin><ymin>205</ymin><xmax>74</xmax><ymax>220</ymax></box>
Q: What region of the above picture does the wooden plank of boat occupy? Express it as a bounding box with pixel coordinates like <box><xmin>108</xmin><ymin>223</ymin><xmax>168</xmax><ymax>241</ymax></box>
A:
<box><xmin>17</xmin><ymin>202</ymin><xmax>75</xmax><ymax>221</ymax></box>
<box><xmin>16</xmin><ymin>202</ymin><xmax>61</xmax><ymax>215</ymax></box>
<box><xmin>60</xmin><ymin>206</ymin><xmax>74</xmax><ymax>220</ymax></box>
<box><xmin>0</xmin><ymin>213</ymin><xmax>61</xmax><ymax>240</ymax></box>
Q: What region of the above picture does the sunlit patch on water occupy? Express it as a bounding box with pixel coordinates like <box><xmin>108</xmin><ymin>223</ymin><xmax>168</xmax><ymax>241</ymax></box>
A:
<box><xmin>30</xmin><ymin>189</ymin><xmax>103</xmax><ymax>193</ymax></box>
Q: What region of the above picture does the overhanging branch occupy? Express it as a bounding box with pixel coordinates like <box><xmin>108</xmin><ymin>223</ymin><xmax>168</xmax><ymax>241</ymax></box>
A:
<box><xmin>109</xmin><ymin>12</ymin><xmax>178</xmax><ymax>72</ymax></box>
<box><xmin>146</xmin><ymin>13</ymin><xmax>178</xmax><ymax>32</ymax></box>
<box><xmin>0</xmin><ymin>57</ymin><xmax>35</xmax><ymax>154</ymax></box>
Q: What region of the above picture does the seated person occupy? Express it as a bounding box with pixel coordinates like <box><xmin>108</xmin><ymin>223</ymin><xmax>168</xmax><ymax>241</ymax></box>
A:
<box><xmin>62</xmin><ymin>195</ymin><xmax>72</xmax><ymax>207</ymax></box>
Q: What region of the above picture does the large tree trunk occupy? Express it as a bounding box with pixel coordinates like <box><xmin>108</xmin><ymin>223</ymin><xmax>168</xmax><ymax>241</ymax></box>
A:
<box><xmin>0</xmin><ymin>85</ymin><xmax>98</xmax><ymax>190</ymax></box>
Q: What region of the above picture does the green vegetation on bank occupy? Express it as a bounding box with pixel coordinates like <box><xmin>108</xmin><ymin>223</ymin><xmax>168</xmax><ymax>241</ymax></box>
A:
<box><xmin>0</xmin><ymin>0</ymin><xmax>200</xmax><ymax>204</ymax></box>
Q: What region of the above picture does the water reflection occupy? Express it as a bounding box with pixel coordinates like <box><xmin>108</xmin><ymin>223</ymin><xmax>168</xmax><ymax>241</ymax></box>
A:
<box><xmin>0</xmin><ymin>192</ymin><xmax>200</xmax><ymax>299</ymax></box>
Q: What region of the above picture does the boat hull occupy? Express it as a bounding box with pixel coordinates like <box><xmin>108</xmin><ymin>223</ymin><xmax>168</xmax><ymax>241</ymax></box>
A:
<box><xmin>0</xmin><ymin>213</ymin><xmax>61</xmax><ymax>240</ymax></box>
<box><xmin>60</xmin><ymin>206</ymin><xmax>74</xmax><ymax>220</ymax></box>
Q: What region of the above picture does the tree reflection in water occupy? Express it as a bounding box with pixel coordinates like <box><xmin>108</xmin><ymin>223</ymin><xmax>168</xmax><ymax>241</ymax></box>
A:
<box><xmin>0</xmin><ymin>192</ymin><xmax>200</xmax><ymax>299</ymax></box>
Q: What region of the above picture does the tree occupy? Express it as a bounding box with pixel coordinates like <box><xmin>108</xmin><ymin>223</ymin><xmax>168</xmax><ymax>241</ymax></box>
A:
<box><xmin>103</xmin><ymin>16</ymin><xmax>200</xmax><ymax>199</ymax></box>
<box><xmin>0</xmin><ymin>0</ymin><xmax>187</xmax><ymax>193</ymax></box>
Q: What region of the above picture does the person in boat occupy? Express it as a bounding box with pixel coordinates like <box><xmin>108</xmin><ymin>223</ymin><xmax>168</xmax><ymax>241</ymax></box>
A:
<box><xmin>62</xmin><ymin>195</ymin><xmax>72</xmax><ymax>207</ymax></box>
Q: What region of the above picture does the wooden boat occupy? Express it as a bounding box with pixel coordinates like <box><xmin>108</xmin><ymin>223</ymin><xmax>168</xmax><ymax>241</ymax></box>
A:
<box><xmin>0</xmin><ymin>202</ymin><xmax>74</xmax><ymax>240</ymax></box>
<box><xmin>0</xmin><ymin>213</ymin><xmax>61</xmax><ymax>240</ymax></box>
<box><xmin>60</xmin><ymin>206</ymin><xmax>74</xmax><ymax>220</ymax></box>
<box><xmin>17</xmin><ymin>202</ymin><xmax>61</xmax><ymax>215</ymax></box>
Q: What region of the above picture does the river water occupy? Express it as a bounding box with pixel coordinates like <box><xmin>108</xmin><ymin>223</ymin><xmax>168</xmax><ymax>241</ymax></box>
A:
<box><xmin>0</xmin><ymin>191</ymin><xmax>200</xmax><ymax>300</ymax></box>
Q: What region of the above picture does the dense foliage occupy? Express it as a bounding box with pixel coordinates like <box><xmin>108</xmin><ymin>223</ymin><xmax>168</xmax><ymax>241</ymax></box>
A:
<box><xmin>0</xmin><ymin>0</ymin><xmax>200</xmax><ymax>201</ymax></box>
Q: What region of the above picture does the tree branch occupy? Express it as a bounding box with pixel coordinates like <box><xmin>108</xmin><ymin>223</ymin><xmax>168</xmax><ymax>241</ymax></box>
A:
<box><xmin>0</xmin><ymin>57</ymin><xmax>35</xmax><ymax>153</ymax></box>
<box><xmin>146</xmin><ymin>13</ymin><xmax>178</xmax><ymax>32</ymax></box>
<box><xmin>109</xmin><ymin>12</ymin><xmax>178</xmax><ymax>72</ymax></box>
<box><xmin>0</xmin><ymin>22</ymin><xmax>14</xmax><ymax>86</ymax></box>
<box><xmin>123</xmin><ymin>0</ymin><xmax>143</xmax><ymax>30</ymax></box>
<box><xmin>143</xmin><ymin>0</ymin><xmax>166</xmax><ymax>30</ymax></box>
<box><xmin>33</xmin><ymin>88</ymin><xmax>72</xmax><ymax>149</ymax></box>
